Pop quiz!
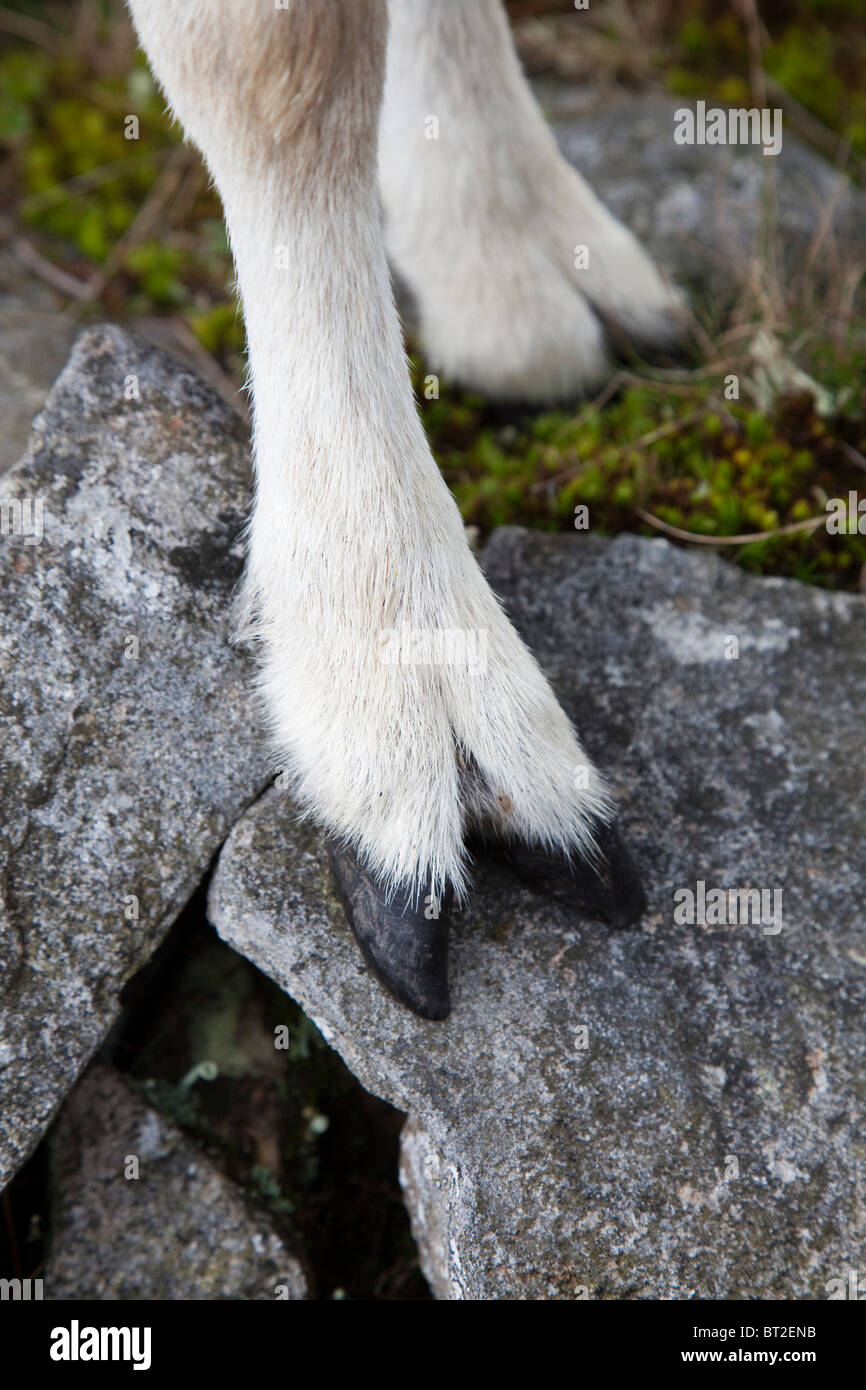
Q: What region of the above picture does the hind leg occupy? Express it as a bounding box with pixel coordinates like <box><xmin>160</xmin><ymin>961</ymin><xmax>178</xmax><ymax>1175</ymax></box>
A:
<box><xmin>379</xmin><ymin>0</ymin><xmax>685</xmax><ymax>400</ymax></box>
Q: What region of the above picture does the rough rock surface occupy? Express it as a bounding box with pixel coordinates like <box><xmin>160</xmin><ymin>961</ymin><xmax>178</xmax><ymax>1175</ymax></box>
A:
<box><xmin>209</xmin><ymin>528</ymin><xmax>866</xmax><ymax>1300</ymax></box>
<box><xmin>0</xmin><ymin>258</ymin><xmax>77</xmax><ymax>477</ymax></box>
<box><xmin>3</xmin><ymin>88</ymin><xmax>866</xmax><ymax>1285</ymax></box>
<box><xmin>45</xmin><ymin>1065</ymin><xmax>307</xmax><ymax>1300</ymax></box>
<box><xmin>552</xmin><ymin>93</ymin><xmax>865</xmax><ymax>302</ymax></box>
<box><xmin>0</xmin><ymin>324</ymin><xmax>269</xmax><ymax>1187</ymax></box>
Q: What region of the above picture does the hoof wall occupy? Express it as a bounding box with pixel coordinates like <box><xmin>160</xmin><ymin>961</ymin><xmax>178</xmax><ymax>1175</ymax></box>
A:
<box><xmin>327</xmin><ymin>840</ymin><xmax>452</xmax><ymax>1020</ymax></box>
<box><xmin>506</xmin><ymin>820</ymin><xmax>647</xmax><ymax>929</ymax></box>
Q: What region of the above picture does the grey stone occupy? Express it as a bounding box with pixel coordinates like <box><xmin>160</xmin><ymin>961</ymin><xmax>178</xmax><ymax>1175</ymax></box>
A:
<box><xmin>209</xmin><ymin>528</ymin><xmax>866</xmax><ymax>1300</ymax></box>
<box><xmin>3</xmin><ymin>82</ymin><xmax>865</xmax><ymax>1284</ymax></box>
<box><xmin>0</xmin><ymin>324</ymin><xmax>269</xmax><ymax>1188</ymax></box>
<box><xmin>0</xmin><ymin>251</ymin><xmax>245</xmax><ymax>479</ymax></box>
<box><xmin>0</xmin><ymin>250</ymin><xmax>78</xmax><ymax>477</ymax></box>
<box><xmin>551</xmin><ymin>93</ymin><xmax>865</xmax><ymax>305</ymax></box>
<box><xmin>45</xmin><ymin>1065</ymin><xmax>307</xmax><ymax>1300</ymax></box>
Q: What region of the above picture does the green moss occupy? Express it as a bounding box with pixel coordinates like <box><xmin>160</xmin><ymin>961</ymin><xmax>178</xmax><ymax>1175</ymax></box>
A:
<box><xmin>412</xmin><ymin>347</ymin><xmax>866</xmax><ymax>591</ymax></box>
<box><xmin>1</xmin><ymin>39</ymin><xmax>228</xmax><ymax>314</ymax></box>
<box><xmin>124</xmin><ymin>241</ymin><xmax>188</xmax><ymax>305</ymax></box>
<box><xmin>188</xmin><ymin>301</ymin><xmax>245</xmax><ymax>357</ymax></box>
<box><xmin>764</xmin><ymin>27</ymin><xmax>844</xmax><ymax>129</ymax></box>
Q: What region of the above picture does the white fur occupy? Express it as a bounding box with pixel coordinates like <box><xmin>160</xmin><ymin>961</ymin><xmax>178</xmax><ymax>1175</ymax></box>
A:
<box><xmin>379</xmin><ymin>0</ymin><xmax>684</xmax><ymax>400</ymax></box>
<box><xmin>125</xmin><ymin>0</ymin><xmax>680</xmax><ymax>902</ymax></box>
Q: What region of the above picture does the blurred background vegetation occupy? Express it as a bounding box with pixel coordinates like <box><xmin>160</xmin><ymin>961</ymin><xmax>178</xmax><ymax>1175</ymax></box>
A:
<box><xmin>1</xmin><ymin>0</ymin><xmax>866</xmax><ymax>586</ymax></box>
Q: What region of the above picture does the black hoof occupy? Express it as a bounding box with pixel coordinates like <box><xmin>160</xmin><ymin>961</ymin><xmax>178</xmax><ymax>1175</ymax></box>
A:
<box><xmin>326</xmin><ymin>839</ymin><xmax>452</xmax><ymax>1020</ymax></box>
<box><xmin>505</xmin><ymin>819</ymin><xmax>647</xmax><ymax>929</ymax></box>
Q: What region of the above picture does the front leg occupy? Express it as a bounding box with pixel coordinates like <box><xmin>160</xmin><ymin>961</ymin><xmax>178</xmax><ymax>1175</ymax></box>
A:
<box><xmin>128</xmin><ymin>0</ymin><xmax>645</xmax><ymax>1018</ymax></box>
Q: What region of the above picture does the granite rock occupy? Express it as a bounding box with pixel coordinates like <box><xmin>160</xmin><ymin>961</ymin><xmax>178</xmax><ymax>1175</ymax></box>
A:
<box><xmin>209</xmin><ymin>528</ymin><xmax>866</xmax><ymax>1299</ymax></box>
<box><xmin>552</xmin><ymin>93</ymin><xmax>865</xmax><ymax>305</ymax></box>
<box><xmin>0</xmin><ymin>324</ymin><xmax>269</xmax><ymax>1187</ymax></box>
<box><xmin>45</xmin><ymin>1065</ymin><xmax>307</xmax><ymax>1300</ymax></box>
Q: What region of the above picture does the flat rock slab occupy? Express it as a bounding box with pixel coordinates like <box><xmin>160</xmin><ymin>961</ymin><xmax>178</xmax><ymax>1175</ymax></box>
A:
<box><xmin>45</xmin><ymin>1065</ymin><xmax>307</xmax><ymax>1300</ymax></box>
<box><xmin>0</xmin><ymin>324</ymin><xmax>268</xmax><ymax>1187</ymax></box>
<box><xmin>209</xmin><ymin>528</ymin><xmax>866</xmax><ymax>1299</ymax></box>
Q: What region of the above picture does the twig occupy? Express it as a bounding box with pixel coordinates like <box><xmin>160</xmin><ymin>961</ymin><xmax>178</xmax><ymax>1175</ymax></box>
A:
<box><xmin>764</xmin><ymin>76</ymin><xmax>866</xmax><ymax>186</ymax></box>
<box><xmin>705</xmin><ymin>395</ymin><xmax>742</xmax><ymax>434</ymax></box>
<box><xmin>835</xmin><ymin>262</ymin><xmax>865</xmax><ymax>343</ymax></box>
<box><xmin>0</xmin><ymin>307</ymin><xmax>81</xmax><ymax>325</ymax></box>
<box><xmin>20</xmin><ymin>150</ymin><xmax>174</xmax><ymax>216</ymax></box>
<box><xmin>0</xmin><ymin>7</ymin><xmax>62</xmax><ymax>48</ymax></box>
<box><xmin>12</xmin><ymin>238</ymin><xmax>91</xmax><ymax>299</ymax></box>
<box><xmin>635</xmin><ymin>507</ymin><xmax>827</xmax><ymax>546</ymax></box>
<box><xmin>716</xmin><ymin>323</ymin><xmax>772</xmax><ymax>347</ymax></box>
<box><xmin>568</xmin><ymin>370</ymin><xmax>628</xmax><ymax>427</ymax></box>
<box><xmin>840</xmin><ymin>441</ymin><xmax>866</xmax><ymax>473</ymax></box>
<box><xmin>618</xmin><ymin>361</ymin><xmax>728</xmax><ymax>386</ymax></box>
<box><xmin>622</xmin><ymin>410</ymin><xmax>703</xmax><ymax>452</ymax></box>
<box><xmin>796</xmin><ymin>170</ymin><xmax>848</xmax><ymax>294</ymax></box>
<box><xmin>167</xmin><ymin>318</ymin><xmax>250</xmax><ymax>423</ymax></box>
<box><xmin>680</xmin><ymin>303</ymin><xmax>717</xmax><ymax>363</ymax></box>
<box><xmin>64</xmin><ymin>147</ymin><xmax>192</xmax><ymax>314</ymax></box>
<box><xmin>533</xmin><ymin>410</ymin><xmax>702</xmax><ymax>493</ymax></box>
<box><xmin>734</xmin><ymin>0</ymin><xmax>769</xmax><ymax>110</ymax></box>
